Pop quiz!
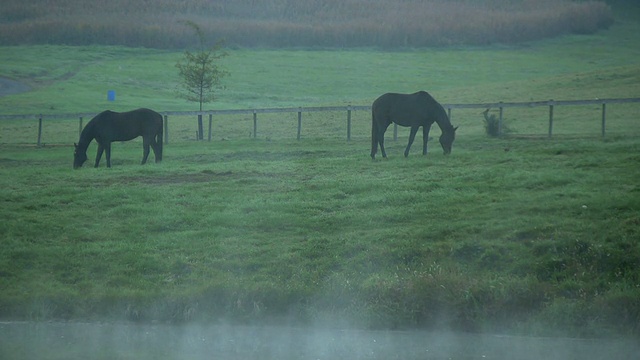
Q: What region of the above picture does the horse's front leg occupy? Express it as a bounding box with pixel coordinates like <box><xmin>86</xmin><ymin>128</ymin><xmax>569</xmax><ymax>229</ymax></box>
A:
<box><xmin>423</xmin><ymin>125</ymin><xmax>432</xmax><ymax>155</ymax></box>
<box><xmin>94</xmin><ymin>144</ymin><xmax>104</xmax><ymax>168</ymax></box>
<box><xmin>104</xmin><ymin>143</ymin><xmax>112</xmax><ymax>168</ymax></box>
<box><xmin>405</xmin><ymin>126</ymin><xmax>420</xmax><ymax>157</ymax></box>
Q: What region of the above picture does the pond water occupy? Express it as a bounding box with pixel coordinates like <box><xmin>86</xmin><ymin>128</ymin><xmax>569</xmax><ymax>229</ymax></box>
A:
<box><xmin>1</xmin><ymin>322</ymin><xmax>637</xmax><ymax>360</ymax></box>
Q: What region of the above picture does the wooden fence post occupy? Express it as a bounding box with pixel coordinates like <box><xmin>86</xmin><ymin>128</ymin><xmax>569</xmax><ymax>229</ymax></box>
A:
<box><xmin>601</xmin><ymin>102</ymin><xmax>606</xmax><ymax>138</ymax></box>
<box><xmin>297</xmin><ymin>109</ymin><xmax>302</xmax><ymax>140</ymax></box>
<box><xmin>347</xmin><ymin>106</ymin><xmax>352</xmax><ymax>141</ymax></box>
<box><xmin>164</xmin><ymin>115</ymin><xmax>169</xmax><ymax>144</ymax></box>
<box><xmin>4</xmin><ymin>98</ymin><xmax>637</xmax><ymax>145</ymax></box>
<box><xmin>37</xmin><ymin>115</ymin><xmax>43</xmax><ymax>147</ymax></box>
<box><xmin>253</xmin><ymin>111</ymin><xmax>257</xmax><ymax>139</ymax></box>
<box><xmin>197</xmin><ymin>114</ymin><xmax>204</xmax><ymax>140</ymax></box>
<box><xmin>548</xmin><ymin>100</ymin><xmax>554</xmax><ymax>138</ymax></box>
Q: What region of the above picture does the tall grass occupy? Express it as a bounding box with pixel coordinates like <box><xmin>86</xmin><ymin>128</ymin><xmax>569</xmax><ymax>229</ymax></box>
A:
<box><xmin>0</xmin><ymin>0</ymin><xmax>613</xmax><ymax>48</ymax></box>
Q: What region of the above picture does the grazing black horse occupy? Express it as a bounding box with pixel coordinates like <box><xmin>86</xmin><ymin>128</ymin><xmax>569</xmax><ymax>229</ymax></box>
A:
<box><xmin>73</xmin><ymin>108</ymin><xmax>163</xmax><ymax>169</ymax></box>
<box><xmin>371</xmin><ymin>91</ymin><xmax>457</xmax><ymax>159</ymax></box>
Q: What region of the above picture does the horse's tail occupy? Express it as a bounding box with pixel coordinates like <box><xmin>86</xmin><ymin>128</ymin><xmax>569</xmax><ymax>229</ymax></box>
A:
<box><xmin>156</xmin><ymin>115</ymin><xmax>164</xmax><ymax>161</ymax></box>
<box><xmin>371</xmin><ymin>108</ymin><xmax>378</xmax><ymax>159</ymax></box>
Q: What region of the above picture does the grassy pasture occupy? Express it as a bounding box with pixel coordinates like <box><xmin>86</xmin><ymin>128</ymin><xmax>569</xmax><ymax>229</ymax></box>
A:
<box><xmin>1</xmin><ymin>134</ymin><xmax>639</xmax><ymax>336</ymax></box>
<box><xmin>1</xmin><ymin>5</ymin><xmax>640</xmax><ymax>338</ymax></box>
<box><xmin>1</xmin><ymin>13</ymin><xmax>640</xmax><ymax>116</ymax></box>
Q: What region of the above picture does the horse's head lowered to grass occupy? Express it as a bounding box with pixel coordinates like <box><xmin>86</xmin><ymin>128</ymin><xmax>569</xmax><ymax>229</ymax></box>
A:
<box><xmin>439</xmin><ymin>125</ymin><xmax>458</xmax><ymax>155</ymax></box>
<box><xmin>73</xmin><ymin>143</ymin><xmax>88</xmax><ymax>169</ymax></box>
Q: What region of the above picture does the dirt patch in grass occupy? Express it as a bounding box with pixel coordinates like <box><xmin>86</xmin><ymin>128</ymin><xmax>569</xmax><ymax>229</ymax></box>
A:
<box><xmin>0</xmin><ymin>78</ymin><xmax>30</xmax><ymax>97</ymax></box>
<box><xmin>218</xmin><ymin>150</ymin><xmax>332</xmax><ymax>162</ymax></box>
<box><xmin>0</xmin><ymin>157</ymin><xmax>22</xmax><ymax>166</ymax></box>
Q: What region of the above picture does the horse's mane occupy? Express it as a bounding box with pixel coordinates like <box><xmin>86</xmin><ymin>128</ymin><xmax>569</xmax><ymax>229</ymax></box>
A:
<box><xmin>77</xmin><ymin>112</ymin><xmax>104</xmax><ymax>148</ymax></box>
<box><xmin>433</xmin><ymin>104</ymin><xmax>454</xmax><ymax>133</ymax></box>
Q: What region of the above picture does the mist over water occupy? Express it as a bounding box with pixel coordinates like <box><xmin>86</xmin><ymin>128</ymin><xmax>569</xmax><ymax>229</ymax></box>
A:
<box><xmin>1</xmin><ymin>322</ymin><xmax>638</xmax><ymax>360</ymax></box>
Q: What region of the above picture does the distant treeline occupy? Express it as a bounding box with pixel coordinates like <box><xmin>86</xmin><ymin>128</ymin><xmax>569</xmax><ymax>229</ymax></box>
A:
<box><xmin>0</xmin><ymin>0</ymin><xmax>614</xmax><ymax>48</ymax></box>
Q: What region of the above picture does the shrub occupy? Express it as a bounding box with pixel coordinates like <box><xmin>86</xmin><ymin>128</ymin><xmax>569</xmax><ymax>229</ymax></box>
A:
<box><xmin>482</xmin><ymin>108</ymin><xmax>510</xmax><ymax>137</ymax></box>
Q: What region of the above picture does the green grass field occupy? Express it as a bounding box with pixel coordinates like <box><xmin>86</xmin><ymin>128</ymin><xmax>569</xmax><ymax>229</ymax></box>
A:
<box><xmin>1</xmin><ymin>135</ymin><xmax>639</xmax><ymax>336</ymax></box>
<box><xmin>1</xmin><ymin>11</ymin><xmax>639</xmax><ymax>115</ymax></box>
<box><xmin>1</xmin><ymin>5</ymin><xmax>639</xmax><ymax>338</ymax></box>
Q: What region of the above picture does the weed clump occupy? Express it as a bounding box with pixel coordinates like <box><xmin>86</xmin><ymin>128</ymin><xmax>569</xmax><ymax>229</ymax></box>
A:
<box><xmin>482</xmin><ymin>108</ymin><xmax>509</xmax><ymax>137</ymax></box>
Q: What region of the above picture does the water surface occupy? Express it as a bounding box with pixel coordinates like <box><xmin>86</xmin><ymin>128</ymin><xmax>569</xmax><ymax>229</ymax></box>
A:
<box><xmin>1</xmin><ymin>322</ymin><xmax>637</xmax><ymax>360</ymax></box>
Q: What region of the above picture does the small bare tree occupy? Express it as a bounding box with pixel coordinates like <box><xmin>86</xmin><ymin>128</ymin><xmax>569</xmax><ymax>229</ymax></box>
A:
<box><xmin>176</xmin><ymin>21</ymin><xmax>228</xmax><ymax>139</ymax></box>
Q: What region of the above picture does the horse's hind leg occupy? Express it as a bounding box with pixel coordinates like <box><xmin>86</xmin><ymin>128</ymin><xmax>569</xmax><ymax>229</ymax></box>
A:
<box><xmin>371</xmin><ymin>132</ymin><xmax>379</xmax><ymax>160</ymax></box>
<box><xmin>94</xmin><ymin>144</ymin><xmax>104</xmax><ymax>168</ymax></box>
<box><xmin>151</xmin><ymin>141</ymin><xmax>162</xmax><ymax>163</ymax></box>
<box><xmin>371</xmin><ymin>117</ymin><xmax>391</xmax><ymax>159</ymax></box>
<box><xmin>141</xmin><ymin>141</ymin><xmax>151</xmax><ymax>165</ymax></box>
<box><xmin>378</xmin><ymin>130</ymin><xmax>388</xmax><ymax>159</ymax></box>
<box><xmin>154</xmin><ymin>132</ymin><xmax>163</xmax><ymax>162</ymax></box>
<box><xmin>405</xmin><ymin>126</ymin><xmax>420</xmax><ymax>157</ymax></box>
<box><xmin>370</xmin><ymin>136</ymin><xmax>377</xmax><ymax>160</ymax></box>
<box><xmin>422</xmin><ymin>125</ymin><xmax>432</xmax><ymax>155</ymax></box>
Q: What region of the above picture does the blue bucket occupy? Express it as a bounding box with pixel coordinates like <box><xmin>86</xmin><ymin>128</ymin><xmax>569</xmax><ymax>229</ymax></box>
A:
<box><xmin>107</xmin><ymin>90</ymin><xmax>116</xmax><ymax>102</ymax></box>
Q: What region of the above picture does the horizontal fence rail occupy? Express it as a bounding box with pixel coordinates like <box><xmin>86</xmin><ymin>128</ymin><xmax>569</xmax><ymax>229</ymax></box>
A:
<box><xmin>1</xmin><ymin>97</ymin><xmax>638</xmax><ymax>146</ymax></box>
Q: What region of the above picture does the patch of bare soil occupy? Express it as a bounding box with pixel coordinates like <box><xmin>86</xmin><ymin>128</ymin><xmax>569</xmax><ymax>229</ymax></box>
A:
<box><xmin>0</xmin><ymin>77</ymin><xmax>30</xmax><ymax>97</ymax></box>
<box><xmin>123</xmin><ymin>170</ymin><xmax>235</xmax><ymax>185</ymax></box>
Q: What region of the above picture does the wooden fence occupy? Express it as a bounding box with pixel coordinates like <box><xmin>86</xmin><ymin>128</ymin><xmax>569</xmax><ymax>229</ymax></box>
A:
<box><xmin>1</xmin><ymin>97</ymin><xmax>638</xmax><ymax>146</ymax></box>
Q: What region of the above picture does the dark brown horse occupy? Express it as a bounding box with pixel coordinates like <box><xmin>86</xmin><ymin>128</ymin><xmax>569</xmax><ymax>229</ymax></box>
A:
<box><xmin>371</xmin><ymin>91</ymin><xmax>457</xmax><ymax>159</ymax></box>
<box><xmin>73</xmin><ymin>108</ymin><xmax>163</xmax><ymax>169</ymax></box>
